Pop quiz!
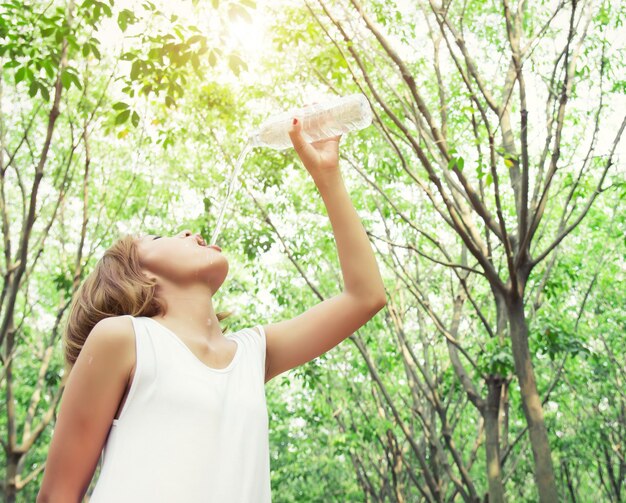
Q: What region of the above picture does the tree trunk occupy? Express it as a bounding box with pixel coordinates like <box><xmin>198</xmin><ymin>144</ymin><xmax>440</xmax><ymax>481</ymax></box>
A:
<box><xmin>484</xmin><ymin>378</ymin><xmax>505</xmax><ymax>503</ymax></box>
<box><xmin>507</xmin><ymin>297</ymin><xmax>559</xmax><ymax>502</ymax></box>
<box><xmin>5</xmin><ymin>453</ymin><xmax>18</xmax><ymax>503</ymax></box>
<box><xmin>4</xmin><ymin>323</ymin><xmax>19</xmax><ymax>503</ymax></box>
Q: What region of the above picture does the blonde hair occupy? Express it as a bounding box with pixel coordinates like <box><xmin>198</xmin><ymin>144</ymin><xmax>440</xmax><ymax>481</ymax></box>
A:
<box><xmin>63</xmin><ymin>234</ymin><xmax>232</xmax><ymax>369</ymax></box>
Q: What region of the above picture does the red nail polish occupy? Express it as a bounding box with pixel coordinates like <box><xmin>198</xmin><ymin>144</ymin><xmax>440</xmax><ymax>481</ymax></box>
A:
<box><xmin>293</xmin><ymin>118</ymin><xmax>298</xmax><ymax>125</ymax></box>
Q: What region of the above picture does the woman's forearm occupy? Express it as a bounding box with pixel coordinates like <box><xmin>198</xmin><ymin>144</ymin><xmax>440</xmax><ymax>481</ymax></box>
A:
<box><xmin>313</xmin><ymin>170</ymin><xmax>386</xmax><ymax>304</ymax></box>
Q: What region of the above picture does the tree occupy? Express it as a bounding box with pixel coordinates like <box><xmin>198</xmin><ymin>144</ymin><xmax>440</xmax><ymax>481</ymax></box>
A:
<box><xmin>0</xmin><ymin>0</ymin><xmax>254</xmax><ymax>499</ymax></box>
<box><xmin>266</xmin><ymin>0</ymin><xmax>625</xmax><ymax>500</ymax></box>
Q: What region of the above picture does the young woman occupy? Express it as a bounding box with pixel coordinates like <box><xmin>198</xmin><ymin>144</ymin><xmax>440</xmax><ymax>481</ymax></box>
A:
<box><xmin>37</xmin><ymin>116</ymin><xmax>387</xmax><ymax>502</ymax></box>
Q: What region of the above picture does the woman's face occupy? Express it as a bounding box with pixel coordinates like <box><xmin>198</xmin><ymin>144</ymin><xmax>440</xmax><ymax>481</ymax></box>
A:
<box><xmin>135</xmin><ymin>229</ymin><xmax>228</xmax><ymax>294</ymax></box>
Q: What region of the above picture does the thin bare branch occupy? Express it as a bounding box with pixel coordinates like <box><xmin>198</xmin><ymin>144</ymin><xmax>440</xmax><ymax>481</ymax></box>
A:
<box><xmin>531</xmin><ymin>114</ymin><xmax>625</xmax><ymax>266</ymax></box>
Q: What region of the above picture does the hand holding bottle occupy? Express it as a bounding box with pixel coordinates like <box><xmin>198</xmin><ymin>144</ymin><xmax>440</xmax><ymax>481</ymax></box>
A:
<box><xmin>288</xmin><ymin>109</ymin><xmax>341</xmax><ymax>184</ymax></box>
<box><xmin>250</xmin><ymin>94</ymin><xmax>372</xmax><ymax>150</ymax></box>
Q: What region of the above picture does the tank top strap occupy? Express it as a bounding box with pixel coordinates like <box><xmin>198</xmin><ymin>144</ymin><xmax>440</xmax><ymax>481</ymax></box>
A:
<box><xmin>127</xmin><ymin>315</ymin><xmax>158</xmax><ymax>381</ymax></box>
<box><xmin>110</xmin><ymin>315</ymin><xmax>158</xmax><ymax>426</ymax></box>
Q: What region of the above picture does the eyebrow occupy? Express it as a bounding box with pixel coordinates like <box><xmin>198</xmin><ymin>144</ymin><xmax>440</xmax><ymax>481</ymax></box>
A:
<box><xmin>152</xmin><ymin>235</ymin><xmax>162</xmax><ymax>240</ymax></box>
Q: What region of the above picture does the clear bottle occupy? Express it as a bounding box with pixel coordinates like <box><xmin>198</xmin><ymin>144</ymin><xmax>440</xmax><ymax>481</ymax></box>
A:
<box><xmin>249</xmin><ymin>94</ymin><xmax>373</xmax><ymax>150</ymax></box>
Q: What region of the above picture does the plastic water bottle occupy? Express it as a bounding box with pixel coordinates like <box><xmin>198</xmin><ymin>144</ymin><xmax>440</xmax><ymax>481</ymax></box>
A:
<box><xmin>249</xmin><ymin>94</ymin><xmax>373</xmax><ymax>150</ymax></box>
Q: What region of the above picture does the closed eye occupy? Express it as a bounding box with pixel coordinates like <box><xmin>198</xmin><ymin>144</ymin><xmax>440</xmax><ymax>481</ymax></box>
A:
<box><xmin>153</xmin><ymin>236</ymin><xmax>162</xmax><ymax>240</ymax></box>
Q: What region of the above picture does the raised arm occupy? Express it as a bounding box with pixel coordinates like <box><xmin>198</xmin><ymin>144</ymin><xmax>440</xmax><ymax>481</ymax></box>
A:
<box><xmin>263</xmin><ymin>116</ymin><xmax>386</xmax><ymax>383</ymax></box>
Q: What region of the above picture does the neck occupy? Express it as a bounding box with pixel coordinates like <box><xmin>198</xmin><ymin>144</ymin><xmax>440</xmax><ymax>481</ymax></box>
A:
<box><xmin>152</xmin><ymin>281</ymin><xmax>224</xmax><ymax>342</ymax></box>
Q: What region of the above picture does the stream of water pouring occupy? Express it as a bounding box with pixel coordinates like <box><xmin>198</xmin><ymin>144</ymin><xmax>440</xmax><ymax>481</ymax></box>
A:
<box><xmin>209</xmin><ymin>141</ymin><xmax>253</xmax><ymax>246</ymax></box>
<box><xmin>208</xmin><ymin>94</ymin><xmax>372</xmax><ymax>246</ymax></box>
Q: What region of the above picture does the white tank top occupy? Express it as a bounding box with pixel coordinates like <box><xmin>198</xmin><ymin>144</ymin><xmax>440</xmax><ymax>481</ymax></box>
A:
<box><xmin>89</xmin><ymin>315</ymin><xmax>271</xmax><ymax>502</ymax></box>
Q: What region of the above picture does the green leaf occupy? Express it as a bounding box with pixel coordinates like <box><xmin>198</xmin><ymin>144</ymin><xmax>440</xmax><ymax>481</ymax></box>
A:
<box><xmin>28</xmin><ymin>79</ymin><xmax>38</xmax><ymax>97</ymax></box>
<box><xmin>130</xmin><ymin>60</ymin><xmax>141</xmax><ymax>80</ymax></box>
<box><xmin>61</xmin><ymin>69</ymin><xmax>72</xmax><ymax>89</ymax></box>
<box><xmin>118</xmin><ymin>11</ymin><xmax>128</xmax><ymax>32</ymax></box>
<box><xmin>208</xmin><ymin>49</ymin><xmax>217</xmax><ymax>67</ymax></box>
<box><xmin>115</xmin><ymin>109</ymin><xmax>130</xmax><ymax>125</ymax></box>
<box><xmin>211</xmin><ymin>0</ymin><xmax>219</xmax><ymax>7</ymax></box>
<box><xmin>477</xmin><ymin>162</ymin><xmax>485</xmax><ymax>179</ymax></box>
<box><xmin>91</xmin><ymin>43</ymin><xmax>101</xmax><ymax>59</ymax></box>
<box><xmin>485</xmin><ymin>172</ymin><xmax>493</xmax><ymax>186</ymax></box>
<box><xmin>228</xmin><ymin>3</ymin><xmax>252</xmax><ymax>23</ymax></box>
<box><xmin>15</xmin><ymin>66</ymin><xmax>26</xmax><ymax>83</ymax></box>
<box><xmin>177</xmin><ymin>52</ymin><xmax>191</xmax><ymax>66</ymax></box>
<box><xmin>187</xmin><ymin>34</ymin><xmax>205</xmax><ymax>45</ymax></box>
<box><xmin>447</xmin><ymin>156</ymin><xmax>464</xmax><ymax>171</ymax></box>
<box><xmin>112</xmin><ymin>101</ymin><xmax>129</xmax><ymax>110</ymax></box>
<box><xmin>69</xmin><ymin>70</ymin><xmax>82</xmax><ymax>89</ymax></box>
<box><xmin>131</xmin><ymin>110</ymin><xmax>140</xmax><ymax>127</ymax></box>
<box><xmin>39</xmin><ymin>82</ymin><xmax>50</xmax><ymax>101</ymax></box>
<box><xmin>191</xmin><ymin>53</ymin><xmax>200</xmax><ymax>70</ymax></box>
<box><xmin>228</xmin><ymin>53</ymin><xmax>247</xmax><ymax>76</ymax></box>
<box><xmin>42</xmin><ymin>59</ymin><xmax>56</xmax><ymax>78</ymax></box>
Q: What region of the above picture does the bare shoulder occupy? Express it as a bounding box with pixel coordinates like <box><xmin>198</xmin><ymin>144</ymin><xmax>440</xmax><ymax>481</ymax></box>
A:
<box><xmin>71</xmin><ymin>315</ymin><xmax>137</xmax><ymax>388</ymax></box>
<box><xmin>76</xmin><ymin>316</ymin><xmax>136</xmax><ymax>378</ymax></box>
<box><xmin>90</xmin><ymin>314</ymin><xmax>134</xmax><ymax>336</ymax></box>
<box><xmin>84</xmin><ymin>315</ymin><xmax>135</xmax><ymax>351</ymax></box>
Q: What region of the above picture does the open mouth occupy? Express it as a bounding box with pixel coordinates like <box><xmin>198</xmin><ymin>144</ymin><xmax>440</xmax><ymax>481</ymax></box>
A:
<box><xmin>194</xmin><ymin>235</ymin><xmax>220</xmax><ymax>251</ymax></box>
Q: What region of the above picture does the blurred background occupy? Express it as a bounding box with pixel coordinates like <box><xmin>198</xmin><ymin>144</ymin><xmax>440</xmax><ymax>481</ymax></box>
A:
<box><xmin>0</xmin><ymin>0</ymin><xmax>624</xmax><ymax>501</ymax></box>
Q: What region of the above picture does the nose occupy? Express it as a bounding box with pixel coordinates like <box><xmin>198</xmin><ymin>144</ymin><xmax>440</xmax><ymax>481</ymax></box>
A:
<box><xmin>179</xmin><ymin>229</ymin><xmax>193</xmax><ymax>238</ymax></box>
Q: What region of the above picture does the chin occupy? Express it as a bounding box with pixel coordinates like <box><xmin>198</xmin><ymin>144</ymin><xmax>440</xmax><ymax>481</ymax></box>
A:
<box><xmin>210</xmin><ymin>266</ymin><xmax>228</xmax><ymax>294</ymax></box>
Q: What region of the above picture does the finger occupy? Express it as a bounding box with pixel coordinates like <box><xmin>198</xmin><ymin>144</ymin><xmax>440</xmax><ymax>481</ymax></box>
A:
<box><xmin>288</xmin><ymin>117</ymin><xmax>318</xmax><ymax>166</ymax></box>
<box><xmin>312</xmin><ymin>134</ymin><xmax>341</xmax><ymax>145</ymax></box>
<box><xmin>301</xmin><ymin>102</ymin><xmax>326</xmax><ymax>142</ymax></box>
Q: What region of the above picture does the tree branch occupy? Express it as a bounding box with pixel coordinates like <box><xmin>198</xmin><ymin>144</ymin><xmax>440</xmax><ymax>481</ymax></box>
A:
<box><xmin>531</xmin><ymin>114</ymin><xmax>626</xmax><ymax>266</ymax></box>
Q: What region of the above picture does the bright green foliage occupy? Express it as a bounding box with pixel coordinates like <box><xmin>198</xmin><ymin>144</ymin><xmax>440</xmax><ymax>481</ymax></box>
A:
<box><xmin>0</xmin><ymin>0</ymin><xmax>624</xmax><ymax>502</ymax></box>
